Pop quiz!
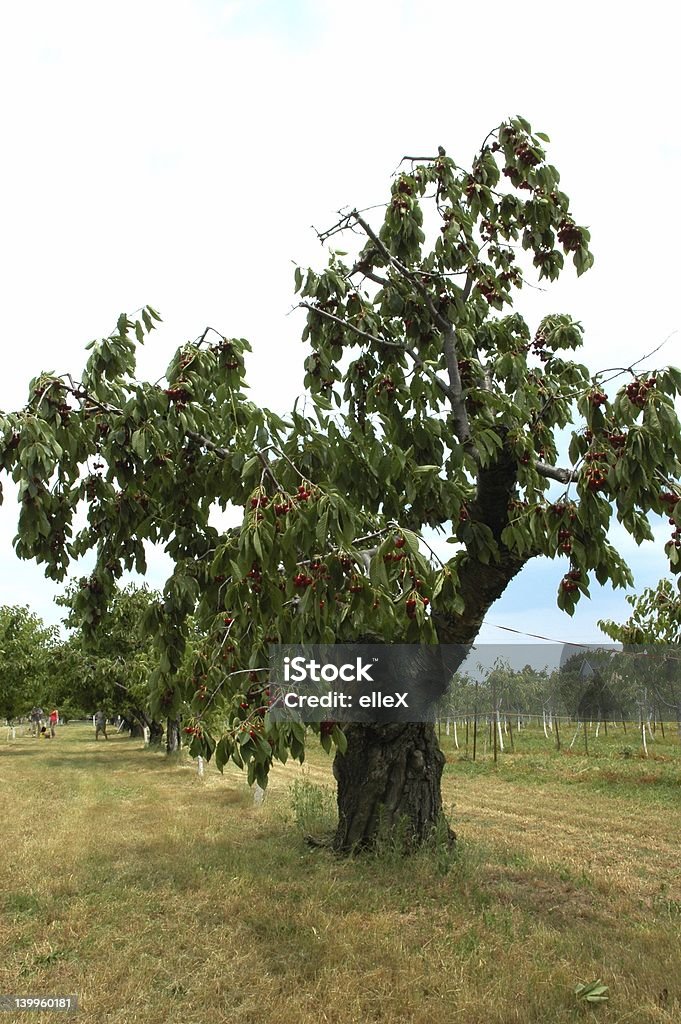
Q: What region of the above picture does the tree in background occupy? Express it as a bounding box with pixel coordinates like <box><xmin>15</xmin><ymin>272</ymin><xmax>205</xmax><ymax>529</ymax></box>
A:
<box><xmin>55</xmin><ymin>583</ymin><xmax>193</xmax><ymax>750</ymax></box>
<box><xmin>0</xmin><ymin>605</ymin><xmax>58</xmax><ymax>723</ymax></box>
<box><xmin>599</xmin><ymin>580</ymin><xmax>681</xmax><ymax>734</ymax></box>
<box><xmin>1</xmin><ymin>116</ymin><xmax>681</xmax><ymax>850</ymax></box>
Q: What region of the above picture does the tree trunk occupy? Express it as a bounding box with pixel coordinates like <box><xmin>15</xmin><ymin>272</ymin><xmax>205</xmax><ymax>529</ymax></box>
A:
<box><xmin>332</xmin><ymin>722</ymin><xmax>453</xmax><ymax>853</ymax></box>
<box><xmin>166</xmin><ymin>717</ymin><xmax>181</xmax><ymax>754</ymax></box>
<box><xmin>148</xmin><ymin>720</ymin><xmax>164</xmax><ymax>747</ymax></box>
<box><xmin>328</xmin><ymin>445</ymin><xmax>530</xmax><ymax>855</ymax></box>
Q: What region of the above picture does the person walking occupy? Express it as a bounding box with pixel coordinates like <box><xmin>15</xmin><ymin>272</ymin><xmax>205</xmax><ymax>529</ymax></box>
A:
<box><xmin>30</xmin><ymin>706</ymin><xmax>42</xmax><ymax>736</ymax></box>
<box><xmin>94</xmin><ymin>710</ymin><xmax>108</xmax><ymax>740</ymax></box>
<box><xmin>49</xmin><ymin>709</ymin><xmax>58</xmax><ymax>738</ymax></box>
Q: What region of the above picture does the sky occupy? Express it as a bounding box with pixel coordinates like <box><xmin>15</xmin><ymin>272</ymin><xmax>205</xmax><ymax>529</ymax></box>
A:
<box><xmin>0</xmin><ymin>0</ymin><xmax>679</xmax><ymax>642</ymax></box>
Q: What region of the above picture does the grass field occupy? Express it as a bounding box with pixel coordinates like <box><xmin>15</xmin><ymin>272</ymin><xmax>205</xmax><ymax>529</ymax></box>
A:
<box><xmin>1</xmin><ymin>721</ymin><xmax>680</xmax><ymax>1023</ymax></box>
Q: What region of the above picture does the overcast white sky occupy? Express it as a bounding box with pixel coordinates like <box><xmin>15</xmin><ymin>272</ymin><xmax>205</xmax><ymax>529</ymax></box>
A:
<box><xmin>0</xmin><ymin>0</ymin><xmax>679</xmax><ymax>641</ymax></box>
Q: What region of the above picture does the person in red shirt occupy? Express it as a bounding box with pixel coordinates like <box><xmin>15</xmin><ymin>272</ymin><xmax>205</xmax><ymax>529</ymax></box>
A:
<box><xmin>49</xmin><ymin>709</ymin><xmax>58</xmax><ymax>738</ymax></box>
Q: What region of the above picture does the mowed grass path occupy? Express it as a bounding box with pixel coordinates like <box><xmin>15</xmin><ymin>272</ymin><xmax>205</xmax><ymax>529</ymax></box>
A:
<box><xmin>1</xmin><ymin>723</ymin><xmax>680</xmax><ymax>1023</ymax></box>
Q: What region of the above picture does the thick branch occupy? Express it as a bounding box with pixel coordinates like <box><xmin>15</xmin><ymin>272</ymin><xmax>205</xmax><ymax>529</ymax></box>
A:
<box><xmin>535</xmin><ymin>462</ymin><xmax>578</xmax><ymax>484</ymax></box>
<box><xmin>434</xmin><ymin>443</ymin><xmax>531</xmax><ymax>644</ymax></box>
<box><xmin>440</xmin><ymin>325</ymin><xmax>470</xmax><ymax>443</ymax></box>
<box><xmin>433</xmin><ymin>549</ymin><xmax>528</xmax><ymax>645</ymax></box>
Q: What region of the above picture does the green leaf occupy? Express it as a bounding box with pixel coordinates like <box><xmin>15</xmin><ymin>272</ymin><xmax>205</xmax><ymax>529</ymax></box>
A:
<box><xmin>574</xmin><ymin>980</ymin><xmax>609</xmax><ymax>1003</ymax></box>
<box><xmin>333</xmin><ymin>726</ymin><xmax>348</xmax><ymax>755</ymax></box>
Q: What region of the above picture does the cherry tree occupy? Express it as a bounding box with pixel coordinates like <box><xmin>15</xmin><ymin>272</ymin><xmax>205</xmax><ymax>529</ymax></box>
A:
<box><xmin>2</xmin><ymin>116</ymin><xmax>680</xmax><ymax>850</ymax></box>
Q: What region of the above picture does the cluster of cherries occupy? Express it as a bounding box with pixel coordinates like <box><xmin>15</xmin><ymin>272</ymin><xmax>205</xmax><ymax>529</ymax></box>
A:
<box><xmin>383</xmin><ymin>534</ymin><xmax>407</xmax><ymax>564</ymax></box>
<box><xmin>514</xmin><ymin>142</ymin><xmax>541</xmax><ymax>167</ymax></box>
<box><xmin>549</xmin><ymin>501</ymin><xmax>577</xmax><ymax>520</ymax></box>
<box><xmin>584</xmin><ymin>427</ymin><xmax>627</xmax><ymax>451</ymax></box>
<box><xmin>476</xmin><ymin>278</ymin><xmax>503</xmax><ymax>305</ymax></box>
<box><xmin>625</xmin><ymin>377</ymin><xmax>656</xmax><ymax>408</ymax></box>
<box><xmin>78</xmin><ymin>575</ymin><xmax>103</xmax><ymax>594</ymax></box>
<box><xmin>246</xmin><ymin>562</ymin><xmax>263</xmax><ymax>594</ymax></box>
<box><xmin>557</xmin><ymin>219</ymin><xmax>583</xmax><ymax>251</ymax></box>
<box><xmin>585</xmin><ymin>467</ymin><xmax>608</xmax><ymax>493</ymax></box>
<box><xmin>390</xmin><ymin>192</ymin><xmax>413</xmax><ymax>214</ymax></box>
<box><xmin>375</xmin><ymin>376</ymin><xmax>397</xmax><ymax>396</ymax></box>
<box><xmin>163</xmin><ymin>386</ymin><xmax>191</xmax><ymax>409</ymax></box>
<box><xmin>214</xmin><ymin>339</ymin><xmax>241</xmax><ymax>371</ymax></box>
<box><xmin>406</xmin><ymin>594</ymin><xmax>430</xmax><ymax>619</ymax></box>
<box><xmin>530</xmin><ymin>330</ymin><xmax>552</xmax><ymax>363</ymax></box>
<box><xmin>561</xmin><ymin>569</ymin><xmax>582</xmax><ymax>594</ymax></box>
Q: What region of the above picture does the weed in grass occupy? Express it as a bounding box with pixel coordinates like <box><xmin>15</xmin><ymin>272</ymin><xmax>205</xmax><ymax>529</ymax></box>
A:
<box><xmin>652</xmin><ymin>893</ymin><xmax>681</xmax><ymax>919</ymax></box>
<box><xmin>3</xmin><ymin>892</ymin><xmax>41</xmax><ymax>917</ymax></box>
<box><xmin>455</xmin><ymin>927</ymin><xmax>482</xmax><ymax>958</ymax></box>
<box><xmin>289</xmin><ymin>775</ymin><xmax>336</xmax><ymax>838</ymax></box>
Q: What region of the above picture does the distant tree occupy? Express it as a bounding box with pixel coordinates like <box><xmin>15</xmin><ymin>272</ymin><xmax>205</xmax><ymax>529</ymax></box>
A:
<box><xmin>599</xmin><ymin>578</ymin><xmax>681</xmax><ymax>647</ymax></box>
<box><xmin>2</xmin><ymin>116</ymin><xmax>681</xmax><ymax>850</ymax></box>
<box><xmin>599</xmin><ymin>580</ymin><xmax>681</xmax><ymax>732</ymax></box>
<box><xmin>56</xmin><ymin>583</ymin><xmax>192</xmax><ymax>749</ymax></box>
<box><xmin>0</xmin><ymin>605</ymin><xmax>58</xmax><ymax>723</ymax></box>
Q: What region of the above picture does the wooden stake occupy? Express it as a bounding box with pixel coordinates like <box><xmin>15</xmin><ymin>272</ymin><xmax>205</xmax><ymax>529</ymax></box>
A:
<box><xmin>640</xmin><ymin>710</ymin><xmax>648</xmax><ymax>758</ymax></box>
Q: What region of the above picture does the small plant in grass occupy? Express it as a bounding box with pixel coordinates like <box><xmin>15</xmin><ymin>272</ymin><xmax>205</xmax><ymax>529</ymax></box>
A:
<box><xmin>289</xmin><ymin>777</ymin><xmax>336</xmax><ymax>839</ymax></box>
<box><xmin>574</xmin><ymin>979</ymin><xmax>609</xmax><ymax>1004</ymax></box>
<box><xmin>425</xmin><ymin>814</ymin><xmax>462</xmax><ymax>876</ymax></box>
<box><xmin>371</xmin><ymin>807</ymin><xmax>414</xmax><ymax>861</ymax></box>
<box><xmin>370</xmin><ymin>808</ymin><xmax>459</xmax><ymax>873</ymax></box>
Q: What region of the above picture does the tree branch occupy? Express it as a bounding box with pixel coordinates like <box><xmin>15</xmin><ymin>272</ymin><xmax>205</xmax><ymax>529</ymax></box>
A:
<box><xmin>349</xmin><ymin>210</ymin><xmax>472</xmax><ymax>445</ymax></box>
<box><xmin>299</xmin><ymin>302</ymin><xmax>462</xmax><ymax>410</ymax></box>
<box><xmin>535</xmin><ymin>462</ymin><xmax>578</xmax><ymax>484</ymax></box>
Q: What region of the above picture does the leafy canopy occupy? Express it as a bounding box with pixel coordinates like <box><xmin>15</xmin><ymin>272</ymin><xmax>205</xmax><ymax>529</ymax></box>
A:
<box><xmin>1</xmin><ymin>116</ymin><xmax>680</xmax><ymax>783</ymax></box>
<box><xmin>0</xmin><ymin>605</ymin><xmax>58</xmax><ymax>722</ymax></box>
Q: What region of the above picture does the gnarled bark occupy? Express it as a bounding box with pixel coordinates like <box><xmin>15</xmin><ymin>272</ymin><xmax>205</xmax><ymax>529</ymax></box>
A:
<box><xmin>332</xmin><ymin>722</ymin><xmax>451</xmax><ymax>852</ymax></box>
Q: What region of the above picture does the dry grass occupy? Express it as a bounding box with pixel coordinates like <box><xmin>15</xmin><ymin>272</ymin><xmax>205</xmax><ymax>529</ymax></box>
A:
<box><xmin>1</xmin><ymin>722</ymin><xmax>680</xmax><ymax>1023</ymax></box>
